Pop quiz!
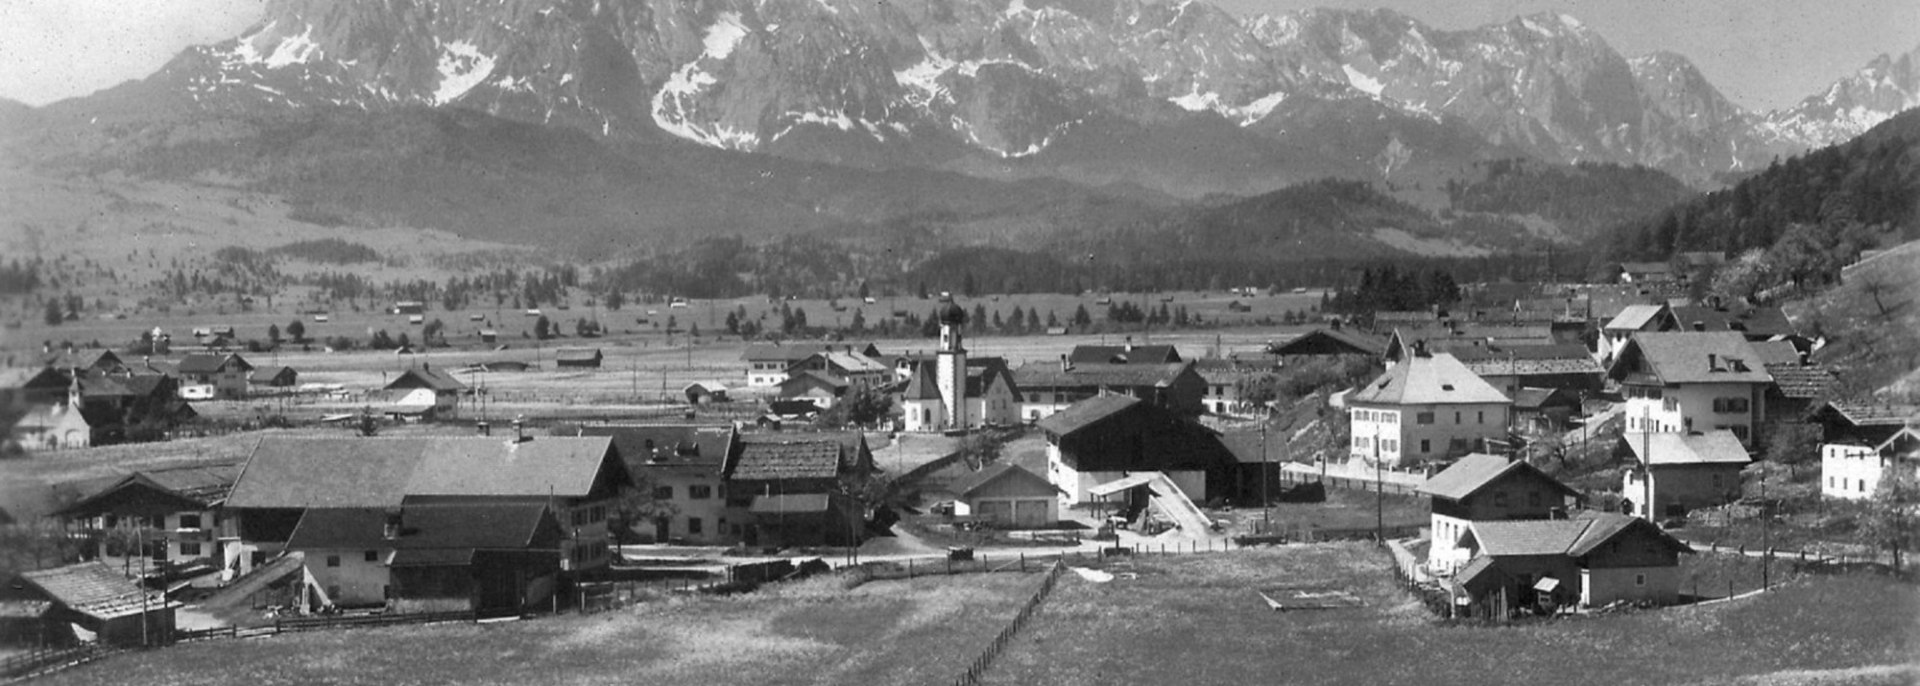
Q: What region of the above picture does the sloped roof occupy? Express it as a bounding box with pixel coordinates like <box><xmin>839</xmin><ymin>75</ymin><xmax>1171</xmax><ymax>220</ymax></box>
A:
<box><xmin>730</xmin><ymin>440</ymin><xmax>845</xmax><ymax>481</ymax></box>
<box><xmin>1612</xmin><ymin>332</ymin><xmax>1772</xmax><ymax>384</ymax></box>
<box><xmin>176</xmin><ymin>353</ymin><xmax>252</xmax><ymax>375</ymax></box>
<box><xmin>1454</xmin><ymin>344</ymin><xmax>1604</xmax><ymax>377</ymax></box>
<box><xmin>288</xmin><ymin>503</ymin><xmax>558</xmax><ymax>555</ymax></box>
<box><xmin>952</xmin><ymin>462</ymin><xmax>1059</xmax><ymax>498</ymax></box>
<box><xmin>284</xmin><ymin>508</ymin><xmax>388</xmax><ymax>550</ymax></box>
<box><xmin>1668</xmin><ymin>306</ymin><xmax>1794</xmax><ymax>338</ymax></box>
<box><xmin>1604</xmin><ymin>304</ymin><xmax>1668</xmax><ymax>332</ymax></box>
<box><xmin>1418</xmin><ymin>454</ymin><xmax>1578</xmax><ymax>501</ymax></box>
<box><xmin>1468</xmin><ymin>519</ymin><xmax>1589</xmax><ymax>556</ymax></box>
<box><xmin>741</xmin><ymin>344</ymin><xmax>829</xmax><ymax>362</ymax></box>
<box><xmin>1012</xmin><ymin>362</ymin><xmax>1192</xmax><ymax>390</ymax></box>
<box><xmin>1815</xmin><ymin>401</ymin><xmax>1920</xmax><ymax>428</ymax></box>
<box><xmin>1511</xmin><ymin>387</ymin><xmax>1579</xmax><ymax>411</ymax></box>
<box><xmin>1035</xmin><ymin>394</ymin><xmax>1142</xmax><ymax>437</ymax></box>
<box><xmin>19</xmin><ymin>562</ymin><xmax>174</xmax><ymax>620</ymax></box>
<box><xmin>40</xmin><ymin>349</ymin><xmax>123</xmax><ymax>372</ymax></box>
<box><xmin>749</xmin><ymin>493</ymin><xmax>831</xmax><ymax>514</ymax></box>
<box><xmin>818</xmin><ymin>351</ymin><xmax>889</xmax><ymax>374</ymax></box>
<box><xmin>1751</xmin><ymin>340</ymin><xmax>1805</xmax><ymax>366</ymax></box>
<box><xmin>1623</xmin><ymin>431</ymin><xmax>1751</xmax><ymax>466</ymax></box>
<box><xmin>1268</xmin><ymin>329</ymin><xmax>1387</xmax><ymax>357</ymax></box>
<box><xmin>1620</xmin><ymin>261</ymin><xmax>1673</xmax><ymax>274</ymax></box>
<box><xmin>1765</xmin><ymin>363</ymin><xmax>1838</xmax><ymax>400</ymax></box>
<box><xmin>384</xmin><ymin>367</ymin><xmax>468</xmax><ymax>392</ymax></box>
<box><xmin>226</xmin><ymin>436</ymin><xmax>619</xmax><ymax>508</ymax></box>
<box><xmin>1219</xmin><ymin>430</ymin><xmax>1280</xmax><ymax>465</ymax></box>
<box><xmin>250</xmin><ymin>366</ymin><xmax>297</xmax><ymax>382</ymax></box>
<box><xmin>1351</xmin><ymin>353</ymin><xmax>1509</xmax><ymax>406</ymax></box>
<box><xmin>61</xmin><ymin>463</ymin><xmax>238</xmax><ymax>516</ymax></box>
<box><xmin>577</xmin><ymin>424</ymin><xmax>731</xmax><ymax>470</ymax></box>
<box><xmin>408</xmin><ymin>437</ymin><xmax>618</xmax><ymax>498</ymax></box>
<box><xmin>1068</xmin><ymin>344</ymin><xmax>1181</xmax><ymax>365</ymax></box>
<box><xmin>554</xmin><ymin>348</ymin><xmax>602</xmax><ymax>362</ymax></box>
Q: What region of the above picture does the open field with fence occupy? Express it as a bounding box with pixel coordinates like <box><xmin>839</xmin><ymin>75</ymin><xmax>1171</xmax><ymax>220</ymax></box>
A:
<box><xmin>984</xmin><ymin>543</ymin><xmax>1920</xmax><ymax>686</ymax></box>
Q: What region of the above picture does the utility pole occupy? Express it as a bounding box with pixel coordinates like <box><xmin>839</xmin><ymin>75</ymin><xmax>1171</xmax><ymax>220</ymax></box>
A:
<box><xmin>1261</xmin><ymin>422</ymin><xmax>1271</xmax><ymax>534</ymax></box>
<box><xmin>1375</xmin><ymin>440</ymin><xmax>1384</xmax><ymax>544</ymax></box>
<box><xmin>1761</xmin><ymin>467</ymin><xmax>1770</xmax><ymax>591</ymax></box>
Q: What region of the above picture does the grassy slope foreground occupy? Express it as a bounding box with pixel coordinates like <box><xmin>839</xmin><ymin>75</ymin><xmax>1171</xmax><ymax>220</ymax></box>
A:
<box><xmin>43</xmin><ymin>572</ymin><xmax>1046</xmax><ymax>686</ymax></box>
<box><xmin>987</xmin><ymin>545</ymin><xmax>1919</xmax><ymax>686</ymax></box>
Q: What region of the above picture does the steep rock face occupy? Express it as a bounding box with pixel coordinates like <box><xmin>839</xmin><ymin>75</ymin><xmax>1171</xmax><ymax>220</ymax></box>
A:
<box><xmin>37</xmin><ymin>0</ymin><xmax>1920</xmax><ymax>191</ymax></box>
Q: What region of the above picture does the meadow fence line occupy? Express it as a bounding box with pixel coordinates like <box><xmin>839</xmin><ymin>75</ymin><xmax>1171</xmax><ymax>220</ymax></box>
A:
<box><xmin>953</xmin><ymin>561</ymin><xmax>1067</xmax><ymax>686</ymax></box>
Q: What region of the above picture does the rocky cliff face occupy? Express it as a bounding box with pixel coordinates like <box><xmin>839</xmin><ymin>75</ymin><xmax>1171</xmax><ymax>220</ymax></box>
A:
<box><xmin>42</xmin><ymin>0</ymin><xmax>1920</xmax><ymax>191</ymax></box>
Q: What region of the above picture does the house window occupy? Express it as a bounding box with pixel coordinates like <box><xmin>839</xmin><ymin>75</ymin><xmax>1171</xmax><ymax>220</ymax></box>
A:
<box><xmin>326</xmin><ymin>555</ymin><xmax>341</xmax><ymax>567</ymax></box>
<box><xmin>1634</xmin><ymin>573</ymin><xmax>1646</xmax><ymax>587</ymax></box>
<box><xmin>365</xmin><ymin>550</ymin><xmax>379</xmax><ymax>562</ymax></box>
<box><xmin>177</xmin><ymin>514</ymin><xmax>202</xmax><ymax>530</ymax></box>
<box><xmin>1454</xmin><ymin>412</ymin><xmax>1462</xmax><ymax>424</ymax></box>
<box><xmin>654</xmin><ymin>486</ymin><xmax>674</xmax><ymax>500</ymax></box>
<box><xmin>1730</xmin><ymin>425</ymin><xmax>1750</xmax><ymax>441</ymax></box>
<box><xmin>1416</xmin><ymin>412</ymin><xmax>1434</xmax><ymax>425</ymax></box>
<box><xmin>179</xmin><ymin>542</ymin><xmax>202</xmax><ymax>557</ymax></box>
<box><xmin>687</xmin><ymin>517</ymin><xmax>703</xmax><ymax>534</ymax></box>
<box><xmin>1663</xmin><ymin>397</ymin><xmax>1679</xmax><ymax>412</ymax></box>
<box><xmin>1420</xmin><ymin>439</ymin><xmax>1431</xmax><ymax>453</ymax></box>
<box><xmin>690</xmin><ymin>485</ymin><xmax>713</xmax><ymax>500</ymax></box>
<box><xmin>1477</xmin><ymin>411</ymin><xmax>1485</xmax><ymax>424</ymax></box>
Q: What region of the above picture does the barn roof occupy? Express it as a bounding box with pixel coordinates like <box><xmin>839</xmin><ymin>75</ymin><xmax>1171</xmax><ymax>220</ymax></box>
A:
<box><xmin>1418</xmin><ymin>454</ymin><xmax>1577</xmax><ymax>501</ymax></box>
<box><xmin>1035</xmin><ymin>395</ymin><xmax>1141</xmax><ymax>437</ymax></box>
<box><xmin>18</xmin><ymin>563</ymin><xmax>175</xmax><ymax>620</ymax></box>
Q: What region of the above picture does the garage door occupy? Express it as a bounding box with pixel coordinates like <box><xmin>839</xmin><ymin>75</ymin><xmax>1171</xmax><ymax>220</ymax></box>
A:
<box><xmin>976</xmin><ymin>500</ymin><xmax>1013</xmax><ymax>525</ymax></box>
<box><xmin>1011</xmin><ymin>499</ymin><xmax>1049</xmax><ymax>527</ymax></box>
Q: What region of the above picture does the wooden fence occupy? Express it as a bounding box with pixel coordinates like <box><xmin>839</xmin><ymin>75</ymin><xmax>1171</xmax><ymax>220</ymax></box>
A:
<box><xmin>273</xmin><ymin>610</ymin><xmax>476</xmax><ymax>633</ymax></box>
<box><xmin>953</xmin><ymin>561</ymin><xmax>1067</xmax><ymax>686</ymax></box>
<box><xmin>0</xmin><ymin>644</ymin><xmax>118</xmax><ymax>680</ymax></box>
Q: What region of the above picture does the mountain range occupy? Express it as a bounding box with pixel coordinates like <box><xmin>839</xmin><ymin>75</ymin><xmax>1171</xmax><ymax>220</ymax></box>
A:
<box><xmin>3</xmin><ymin>0</ymin><xmax>1917</xmax><ymax>262</ymax></box>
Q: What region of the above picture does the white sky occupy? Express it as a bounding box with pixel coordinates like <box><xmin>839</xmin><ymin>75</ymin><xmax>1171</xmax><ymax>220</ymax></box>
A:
<box><xmin>0</xmin><ymin>0</ymin><xmax>1915</xmax><ymax>111</ymax></box>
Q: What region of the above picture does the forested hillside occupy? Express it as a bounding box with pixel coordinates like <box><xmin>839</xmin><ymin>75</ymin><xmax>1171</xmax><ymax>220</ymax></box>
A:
<box><xmin>1446</xmin><ymin>159</ymin><xmax>1696</xmax><ymax>241</ymax></box>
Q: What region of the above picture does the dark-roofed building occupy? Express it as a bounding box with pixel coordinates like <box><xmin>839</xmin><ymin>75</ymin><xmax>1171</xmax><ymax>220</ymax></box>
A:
<box><xmin>1619</xmin><ymin>430</ymin><xmax>1750</xmax><ymax>519</ymax></box>
<box><xmin>577</xmin><ymin>424</ymin><xmax>739</xmax><ymax>544</ymax></box>
<box><xmin>0</xmin><ymin>562</ymin><xmax>177</xmax><ymax>646</ymax></box>
<box><xmin>1037</xmin><ymin>395</ymin><xmax>1236</xmax><ymax>505</ymax></box>
<box><xmin>1666</xmin><ymin>304</ymin><xmax>1795</xmax><ymax>341</ymax></box>
<box><xmin>13</xmin><ymin>369</ymin><xmax>190</xmax><ymax>448</ymax></box>
<box><xmin>1014</xmin><ymin>360</ymin><xmax>1205</xmax><ymax>421</ymax></box>
<box><xmin>1453</xmin><ymin>344</ymin><xmax>1605</xmax><ymax>397</ymax></box>
<box><xmin>286</xmin><ymin>503</ymin><xmax>565</xmax><ymax>614</ymax></box>
<box><xmin>249</xmin><ymin>365</ymin><xmax>298</xmax><ymax>388</ymax></box>
<box><xmin>900</xmin><ymin>358</ymin><xmax>1020</xmax><ymax>432</ymax></box>
<box><xmin>777</xmin><ymin>370</ymin><xmax>849</xmax><ymax>409</ymax></box>
<box><xmin>1067</xmin><ymin>341</ymin><xmax>1181</xmax><ymax>366</ymax></box>
<box><xmin>1450</xmin><ymin>513</ymin><xmax>1691</xmax><ymax>617</ymax></box>
<box><xmin>175</xmin><ymin>352</ymin><xmax>254</xmax><ymax>399</ymax></box>
<box><xmin>1753</xmin><ymin>340</ymin><xmax>1837</xmax><ymax>426</ymax></box>
<box><xmin>384</xmin><ymin>365</ymin><xmax>468</xmax><ymax>416</ymax></box>
<box><xmin>56</xmin><ymin>464</ymin><xmax>238</xmax><ymax>573</ymax></box>
<box><xmin>1511</xmin><ymin>387</ymin><xmax>1582</xmax><ymax>433</ymax></box>
<box><xmin>1419</xmin><ymin>454</ymin><xmax>1580</xmax><ymax>575</ymax></box>
<box><xmin>1267</xmin><ymin>328</ymin><xmax>1387</xmax><ymax>358</ymax></box>
<box><xmin>1349</xmin><ymin>351</ymin><xmax>1511</xmax><ymax>467</ymax></box>
<box><xmin>224</xmin><ymin>435</ymin><xmax>629</xmax><ymax>589</ymax></box>
<box><xmin>1609</xmin><ymin>332</ymin><xmax>1772</xmax><ymax>447</ymax></box>
<box><xmin>950</xmin><ymin>463</ymin><xmax>1061</xmax><ymax>527</ymax></box>
<box><xmin>39</xmin><ymin>348</ymin><xmax>126</xmax><ymax>375</ymax></box>
<box><xmin>742</xmin><ymin>343</ymin><xmax>880</xmax><ymax>388</ymax></box>
<box><xmin>554</xmin><ymin>347</ymin><xmax>603</xmax><ymax>368</ymax></box>
<box><xmin>1619</xmin><ymin>261</ymin><xmax>1676</xmax><ymax>283</ymax></box>
<box><xmin>723</xmin><ymin>432</ymin><xmax>874</xmax><ymax>546</ymax></box>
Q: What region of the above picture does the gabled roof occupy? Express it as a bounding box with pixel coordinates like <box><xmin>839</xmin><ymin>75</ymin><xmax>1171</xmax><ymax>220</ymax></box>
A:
<box><xmin>287</xmin><ymin>503</ymin><xmax>559</xmax><ymax>554</ymax></box>
<box><xmin>1012</xmin><ymin>362</ymin><xmax>1193</xmax><ymax>390</ymax></box>
<box><xmin>577</xmin><ymin>424</ymin><xmax>732</xmax><ymax>469</ymax></box>
<box><xmin>1609</xmin><ymin>332</ymin><xmax>1772</xmax><ymax>385</ymax></box>
<box><xmin>1604</xmin><ymin>304</ymin><xmax>1669</xmax><ymax>332</ymax></box>
<box><xmin>554</xmin><ymin>347</ymin><xmax>603</xmax><ymax>362</ymax></box>
<box><xmin>1268</xmin><ymin>329</ymin><xmax>1387</xmax><ymax>357</ymax></box>
<box><xmin>1622</xmin><ymin>431</ymin><xmax>1751</xmax><ymax>466</ymax></box>
<box><xmin>284</xmin><ymin>508</ymin><xmax>388</xmax><ymax>550</ymax></box>
<box><xmin>1511</xmin><ymin>387</ymin><xmax>1580</xmax><ymax>411</ymax></box>
<box><xmin>1467</xmin><ymin>519</ymin><xmax>1589</xmax><ymax>556</ymax></box>
<box><xmin>226</xmin><ymin>436</ymin><xmax>621</xmax><ymax>509</ymax></box>
<box><xmin>728</xmin><ymin>433</ymin><xmax>866</xmax><ymax>481</ymax></box>
<box><xmin>1751</xmin><ymin>340</ymin><xmax>1805</xmax><ymax>366</ymax></box>
<box><xmin>1067</xmin><ymin>344</ymin><xmax>1181</xmax><ymax>365</ymax></box>
<box><xmin>1813</xmin><ymin>401</ymin><xmax>1920</xmax><ymax>428</ymax></box>
<box><xmin>59</xmin><ymin>464</ymin><xmax>238</xmax><ymax>517</ymax></box>
<box><xmin>1219</xmin><ymin>430</ymin><xmax>1280</xmax><ymax>465</ymax></box>
<box><xmin>952</xmin><ymin>462</ymin><xmax>1060</xmax><ymax>498</ymax></box>
<box><xmin>1417</xmin><ymin>454</ymin><xmax>1578</xmax><ymax>501</ymax></box>
<box><xmin>1351</xmin><ymin>353</ymin><xmax>1509</xmax><ymax>406</ymax></box>
<box><xmin>176</xmin><ymin>353</ymin><xmax>252</xmax><ymax>375</ymax></box>
<box><xmin>408</xmin><ymin>436</ymin><xmax>620</xmax><ymax>498</ymax></box>
<box><xmin>250</xmin><ymin>366</ymin><xmax>297</xmax><ymax>382</ymax></box>
<box><xmin>1453</xmin><ymin>344</ymin><xmax>1604</xmax><ymax>377</ymax></box>
<box><xmin>1667</xmin><ymin>306</ymin><xmax>1794</xmax><ymax>338</ymax></box>
<box><xmin>749</xmin><ymin>493</ymin><xmax>831</xmax><ymax>514</ymax></box>
<box><xmin>18</xmin><ymin>562</ymin><xmax>174</xmax><ymax>620</ymax></box>
<box><xmin>40</xmin><ymin>349</ymin><xmax>124</xmax><ymax>373</ymax></box>
<box><xmin>741</xmin><ymin>343</ymin><xmax>830</xmax><ymax>362</ymax></box>
<box><xmin>1765</xmin><ymin>363</ymin><xmax>1838</xmax><ymax>400</ymax></box>
<box><xmin>1035</xmin><ymin>394</ymin><xmax>1142</xmax><ymax>437</ymax></box>
<box><xmin>384</xmin><ymin>366</ymin><xmax>468</xmax><ymax>392</ymax></box>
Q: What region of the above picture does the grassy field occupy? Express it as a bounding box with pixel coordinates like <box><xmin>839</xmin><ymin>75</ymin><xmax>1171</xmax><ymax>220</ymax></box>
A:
<box><xmin>40</xmin><ymin>571</ymin><xmax>1048</xmax><ymax>686</ymax></box>
<box><xmin>987</xmin><ymin>544</ymin><xmax>1920</xmax><ymax>686</ymax></box>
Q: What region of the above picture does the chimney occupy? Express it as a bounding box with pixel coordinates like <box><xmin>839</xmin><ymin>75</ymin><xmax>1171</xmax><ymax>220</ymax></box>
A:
<box><xmin>383</xmin><ymin>509</ymin><xmax>402</xmax><ymax>540</ymax></box>
<box><xmin>1413</xmin><ymin>340</ymin><xmax>1430</xmax><ymax>358</ymax></box>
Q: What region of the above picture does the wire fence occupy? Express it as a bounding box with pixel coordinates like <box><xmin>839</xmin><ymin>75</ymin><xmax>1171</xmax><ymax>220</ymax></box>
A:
<box><xmin>953</xmin><ymin>561</ymin><xmax>1067</xmax><ymax>686</ymax></box>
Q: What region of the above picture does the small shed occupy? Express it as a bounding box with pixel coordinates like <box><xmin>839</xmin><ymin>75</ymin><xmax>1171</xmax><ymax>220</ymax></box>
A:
<box><xmin>249</xmin><ymin>366</ymin><xmax>299</xmax><ymax>388</ymax></box>
<box><xmin>1</xmin><ymin>563</ymin><xmax>178</xmax><ymax>647</ymax></box>
<box><xmin>479</xmin><ymin>330</ymin><xmax>499</xmax><ymax>344</ymax></box>
<box><xmin>683</xmin><ymin>381</ymin><xmax>731</xmax><ymax>405</ymax></box>
<box><xmin>951</xmin><ymin>463</ymin><xmax>1061</xmax><ymax>528</ymax></box>
<box><xmin>555</xmin><ymin>348</ymin><xmax>604</xmax><ymax>369</ymax></box>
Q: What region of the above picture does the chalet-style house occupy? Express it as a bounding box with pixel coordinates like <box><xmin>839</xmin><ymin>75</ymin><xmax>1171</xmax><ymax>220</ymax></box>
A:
<box><xmin>285</xmin><ymin>502</ymin><xmax>565</xmax><ymax>614</ymax></box>
<box><xmin>1596</xmin><ymin>304</ymin><xmax>1669</xmax><ymax>364</ymax></box>
<box><xmin>13</xmin><ymin>368</ymin><xmax>192</xmax><ymax>448</ymax></box>
<box><xmin>777</xmin><ymin>371</ymin><xmax>849</xmax><ymax>409</ymax></box>
<box><xmin>175</xmin><ymin>353</ymin><xmax>254</xmax><ymax>399</ymax></box>
<box><xmin>1608</xmin><ymin>332</ymin><xmax>1771</xmax><ymax>447</ymax></box>
<box><xmin>1619</xmin><ymin>430</ymin><xmax>1750</xmax><ymax>519</ymax></box>
<box><xmin>1418</xmin><ymin>454</ymin><xmax>1580</xmax><ymax>575</ymax></box>
<box><xmin>1450</xmin><ymin>513</ymin><xmax>1691</xmax><ymax>618</ymax></box>
<box><xmin>1348</xmin><ymin>349</ymin><xmax>1511</xmax><ymax>467</ymax></box>
<box><xmin>1193</xmin><ymin>358</ymin><xmax>1272</xmax><ymax>415</ymax></box>
<box><xmin>682</xmin><ymin>381</ymin><xmax>731</xmax><ymax>405</ymax></box>
<box><xmin>1510</xmin><ymin>387</ymin><xmax>1583</xmax><ymax>433</ymax></box>
<box><xmin>56</xmin><ymin>464</ymin><xmax>239</xmax><ymax>576</ymax></box>
<box><xmin>741</xmin><ymin>343</ymin><xmax>881</xmax><ymax>388</ymax></box>
<box><xmin>578</xmin><ymin>424</ymin><xmax>739</xmax><ymax>544</ymax></box>
<box><xmin>1067</xmin><ymin>341</ymin><xmax>1181</xmax><ymax>366</ymax></box>
<box><xmin>0</xmin><ymin>563</ymin><xmax>178</xmax><ymax>647</ymax></box>
<box><xmin>1013</xmin><ymin>359</ymin><xmax>1205</xmax><ymax>421</ymax></box>
<box><xmin>949</xmin><ymin>462</ymin><xmax>1063</xmax><ymax>528</ymax></box>
<box><xmin>248</xmin><ymin>365</ymin><xmax>299</xmax><ymax>389</ymax></box>
<box><xmin>1814</xmin><ymin>402</ymin><xmax>1920</xmax><ymax>501</ymax></box>
<box><xmin>222</xmin><ymin>434</ymin><xmax>629</xmax><ymax>613</ymax></box>
<box><xmin>1667</xmin><ymin>304</ymin><xmax>1795</xmax><ymax>341</ymax></box>
<box><xmin>1037</xmin><ymin>395</ymin><xmax>1236</xmax><ymax>505</ymax></box>
<box><xmin>1268</xmin><ymin>327</ymin><xmax>1387</xmax><ymax>358</ymax></box>
<box><xmin>1753</xmin><ymin>340</ymin><xmax>1838</xmax><ymax>425</ymax></box>
<box><xmin>1452</xmin><ymin>344</ymin><xmax>1604</xmax><ymax>398</ymax></box>
<box><xmin>722</xmin><ymin>432</ymin><xmax>874</xmax><ymax>547</ymax></box>
<box><xmin>383</xmin><ymin>365</ymin><xmax>468</xmax><ymax>417</ymax></box>
<box><xmin>554</xmin><ymin>347</ymin><xmax>604</xmax><ymax>368</ymax></box>
<box><xmin>786</xmin><ymin>349</ymin><xmax>892</xmax><ymax>392</ymax></box>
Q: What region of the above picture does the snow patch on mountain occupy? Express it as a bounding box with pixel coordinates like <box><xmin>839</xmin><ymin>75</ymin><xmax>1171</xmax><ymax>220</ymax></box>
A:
<box><xmin>434</xmin><ymin>41</ymin><xmax>495</xmax><ymax>105</ymax></box>
<box><xmin>262</xmin><ymin>25</ymin><xmax>321</xmax><ymax>69</ymax></box>
<box><xmin>651</xmin><ymin>14</ymin><xmax>761</xmax><ymax>149</ymax></box>
<box><xmin>704</xmin><ymin>13</ymin><xmax>748</xmax><ymax>60</ymax></box>
<box><xmin>1342</xmin><ymin>65</ymin><xmax>1383</xmax><ymax>96</ymax></box>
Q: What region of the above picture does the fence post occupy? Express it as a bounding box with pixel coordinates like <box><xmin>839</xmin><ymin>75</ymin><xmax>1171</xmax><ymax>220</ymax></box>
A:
<box><xmin>908</xmin><ymin>559</ymin><xmax>914</xmax><ymax>579</ymax></box>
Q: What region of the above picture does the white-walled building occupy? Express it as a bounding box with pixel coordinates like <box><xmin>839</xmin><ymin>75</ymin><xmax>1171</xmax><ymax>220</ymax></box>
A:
<box><xmin>1824</xmin><ymin>426</ymin><xmax>1920</xmax><ymax>501</ymax></box>
<box><xmin>899</xmin><ymin>303</ymin><xmax>1020</xmax><ymax>432</ymax></box>
<box><xmin>1607</xmin><ymin>332</ymin><xmax>1772</xmax><ymax>447</ymax></box>
<box><xmin>1348</xmin><ymin>350</ymin><xmax>1511</xmax><ymax>467</ymax></box>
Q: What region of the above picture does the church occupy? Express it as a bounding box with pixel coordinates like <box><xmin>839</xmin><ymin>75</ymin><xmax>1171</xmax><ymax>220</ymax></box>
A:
<box><xmin>899</xmin><ymin>302</ymin><xmax>1021</xmax><ymax>432</ymax></box>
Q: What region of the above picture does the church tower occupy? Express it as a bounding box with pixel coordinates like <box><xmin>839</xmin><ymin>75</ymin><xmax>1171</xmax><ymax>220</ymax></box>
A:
<box><xmin>936</xmin><ymin>302</ymin><xmax>968</xmax><ymax>430</ymax></box>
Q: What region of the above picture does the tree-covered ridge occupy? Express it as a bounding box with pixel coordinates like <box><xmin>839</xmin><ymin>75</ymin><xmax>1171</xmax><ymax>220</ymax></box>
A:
<box><xmin>1610</xmin><ymin>109</ymin><xmax>1920</xmax><ymax>263</ymax></box>
<box><xmin>1446</xmin><ymin>159</ymin><xmax>1696</xmax><ymax>240</ymax></box>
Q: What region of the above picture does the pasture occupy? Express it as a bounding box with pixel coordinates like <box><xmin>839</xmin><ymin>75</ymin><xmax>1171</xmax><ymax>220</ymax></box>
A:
<box><xmin>36</xmin><ymin>570</ymin><xmax>1050</xmax><ymax>686</ymax></box>
<box><xmin>985</xmin><ymin>544</ymin><xmax>1920</xmax><ymax>686</ymax></box>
